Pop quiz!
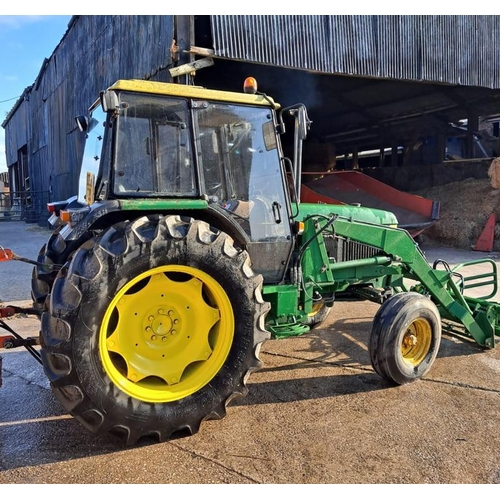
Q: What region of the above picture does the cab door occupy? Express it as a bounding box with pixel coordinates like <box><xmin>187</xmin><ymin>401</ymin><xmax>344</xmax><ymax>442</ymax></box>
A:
<box><xmin>194</xmin><ymin>102</ymin><xmax>294</xmax><ymax>283</ymax></box>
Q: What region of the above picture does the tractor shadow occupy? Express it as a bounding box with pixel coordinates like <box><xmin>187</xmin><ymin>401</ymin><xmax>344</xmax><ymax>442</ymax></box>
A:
<box><xmin>236</xmin><ymin>301</ymin><xmax>488</xmax><ymax>407</ymax></box>
<box><xmin>0</xmin><ymin>302</ymin><xmax>489</xmax><ymax>473</ymax></box>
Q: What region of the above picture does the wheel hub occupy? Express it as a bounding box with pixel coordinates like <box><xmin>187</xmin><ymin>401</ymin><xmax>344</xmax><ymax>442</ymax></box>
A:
<box><xmin>401</xmin><ymin>319</ymin><xmax>432</xmax><ymax>365</ymax></box>
<box><xmin>145</xmin><ymin>308</ymin><xmax>181</xmax><ymax>343</ymax></box>
<box><xmin>402</xmin><ymin>333</ymin><xmax>417</xmax><ymax>349</ymax></box>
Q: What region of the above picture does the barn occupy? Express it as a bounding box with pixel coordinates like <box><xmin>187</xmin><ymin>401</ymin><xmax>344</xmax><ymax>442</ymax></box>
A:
<box><xmin>3</xmin><ymin>15</ymin><xmax>500</xmax><ymax>225</ymax></box>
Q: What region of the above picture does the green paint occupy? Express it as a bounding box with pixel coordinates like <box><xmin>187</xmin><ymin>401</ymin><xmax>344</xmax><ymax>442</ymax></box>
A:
<box><xmin>120</xmin><ymin>199</ymin><xmax>208</xmax><ymax>211</ymax></box>
<box><xmin>265</xmin><ymin>212</ymin><xmax>500</xmax><ymax>346</ymax></box>
<box><xmin>298</xmin><ymin>202</ymin><xmax>398</xmax><ymax>226</ymax></box>
<box><xmin>331</xmin><ymin>216</ymin><xmax>500</xmax><ymax>348</ymax></box>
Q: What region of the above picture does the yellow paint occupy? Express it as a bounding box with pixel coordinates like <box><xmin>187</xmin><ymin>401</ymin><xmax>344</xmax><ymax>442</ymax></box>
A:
<box><xmin>99</xmin><ymin>264</ymin><xmax>234</xmax><ymax>403</ymax></box>
<box><xmin>108</xmin><ymin>79</ymin><xmax>280</xmax><ymax>109</ymax></box>
<box><xmin>401</xmin><ymin>318</ymin><xmax>432</xmax><ymax>366</ymax></box>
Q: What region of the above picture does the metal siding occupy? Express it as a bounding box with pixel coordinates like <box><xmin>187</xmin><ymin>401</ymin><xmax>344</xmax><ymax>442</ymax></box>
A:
<box><xmin>213</xmin><ymin>16</ymin><xmax>334</xmax><ymax>72</ymax></box>
<box><xmin>3</xmin><ymin>100</ymin><xmax>29</xmax><ymax>167</ymax></box>
<box><xmin>210</xmin><ymin>15</ymin><xmax>500</xmax><ymax>88</ymax></box>
<box><xmin>5</xmin><ymin>14</ymin><xmax>500</xmax><ymax>222</ymax></box>
<box><xmin>4</xmin><ymin>15</ymin><xmax>175</xmax><ymax>207</ymax></box>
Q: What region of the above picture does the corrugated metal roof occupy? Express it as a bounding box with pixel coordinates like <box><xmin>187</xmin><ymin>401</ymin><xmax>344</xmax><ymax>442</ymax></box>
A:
<box><xmin>210</xmin><ymin>15</ymin><xmax>500</xmax><ymax>89</ymax></box>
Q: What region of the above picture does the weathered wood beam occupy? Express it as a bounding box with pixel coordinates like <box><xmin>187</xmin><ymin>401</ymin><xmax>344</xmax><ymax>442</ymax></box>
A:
<box><xmin>169</xmin><ymin>57</ymin><xmax>214</xmax><ymax>78</ymax></box>
<box><xmin>187</xmin><ymin>46</ymin><xmax>215</xmax><ymax>57</ymax></box>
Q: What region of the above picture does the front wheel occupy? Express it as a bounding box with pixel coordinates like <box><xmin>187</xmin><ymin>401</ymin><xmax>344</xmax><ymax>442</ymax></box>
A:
<box><xmin>304</xmin><ymin>302</ymin><xmax>333</xmax><ymax>328</ymax></box>
<box><xmin>41</xmin><ymin>215</ymin><xmax>270</xmax><ymax>444</ymax></box>
<box><xmin>369</xmin><ymin>292</ymin><xmax>441</xmax><ymax>385</ymax></box>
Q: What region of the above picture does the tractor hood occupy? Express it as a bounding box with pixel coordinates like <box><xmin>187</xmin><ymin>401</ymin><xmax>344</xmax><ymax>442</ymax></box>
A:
<box><xmin>298</xmin><ymin>202</ymin><xmax>398</xmax><ymax>227</ymax></box>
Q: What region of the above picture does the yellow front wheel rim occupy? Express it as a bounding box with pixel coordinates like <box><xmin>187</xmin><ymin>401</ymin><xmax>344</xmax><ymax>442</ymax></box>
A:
<box><xmin>401</xmin><ymin>318</ymin><xmax>432</xmax><ymax>366</ymax></box>
<box><xmin>99</xmin><ymin>265</ymin><xmax>234</xmax><ymax>403</ymax></box>
<box><xmin>308</xmin><ymin>302</ymin><xmax>324</xmax><ymax>318</ymax></box>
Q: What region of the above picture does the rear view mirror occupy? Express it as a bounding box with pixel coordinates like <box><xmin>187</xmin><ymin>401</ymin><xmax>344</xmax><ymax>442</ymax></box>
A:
<box><xmin>75</xmin><ymin>115</ymin><xmax>99</xmax><ymax>134</ymax></box>
<box><xmin>75</xmin><ymin>115</ymin><xmax>89</xmax><ymax>133</ymax></box>
<box><xmin>277</xmin><ymin>104</ymin><xmax>311</xmax><ymax>139</ymax></box>
<box><xmin>296</xmin><ymin>105</ymin><xmax>310</xmax><ymax>141</ymax></box>
<box><xmin>100</xmin><ymin>89</ymin><xmax>119</xmax><ymax>112</ymax></box>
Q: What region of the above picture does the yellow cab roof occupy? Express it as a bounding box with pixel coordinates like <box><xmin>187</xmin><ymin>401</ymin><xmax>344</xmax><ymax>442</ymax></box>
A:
<box><xmin>108</xmin><ymin>79</ymin><xmax>279</xmax><ymax>109</ymax></box>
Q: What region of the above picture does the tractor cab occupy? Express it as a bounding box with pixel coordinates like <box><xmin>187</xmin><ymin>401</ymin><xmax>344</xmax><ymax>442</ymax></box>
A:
<box><xmin>70</xmin><ymin>78</ymin><xmax>311</xmax><ymax>282</ymax></box>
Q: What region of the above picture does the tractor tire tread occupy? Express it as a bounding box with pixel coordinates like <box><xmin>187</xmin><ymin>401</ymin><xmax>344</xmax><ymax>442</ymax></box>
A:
<box><xmin>41</xmin><ymin>215</ymin><xmax>270</xmax><ymax>444</ymax></box>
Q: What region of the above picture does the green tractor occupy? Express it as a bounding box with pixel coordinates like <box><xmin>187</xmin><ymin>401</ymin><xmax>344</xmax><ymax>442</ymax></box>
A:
<box><xmin>15</xmin><ymin>78</ymin><xmax>499</xmax><ymax>444</ymax></box>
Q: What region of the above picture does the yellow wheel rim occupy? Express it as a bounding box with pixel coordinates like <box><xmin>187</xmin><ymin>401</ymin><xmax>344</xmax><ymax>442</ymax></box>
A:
<box><xmin>308</xmin><ymin>302</ymin><xmax>323</xmax><ymax>318</ymax></box>
<box><xmin>99</xmin><ymin>265</ymin><xmax>234</xmax><ymax>403</ymax></box>
<box><xmin>401</xmin><ymin>318</ymin><xmax>432</xmax><ymax>366</ymax></box>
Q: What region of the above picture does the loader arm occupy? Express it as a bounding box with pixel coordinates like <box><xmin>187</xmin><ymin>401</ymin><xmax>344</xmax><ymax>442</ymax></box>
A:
<box><xmin>328</xmin><ymin>216</ymin><xmax>500</xmax><ymax>348</ymax></box>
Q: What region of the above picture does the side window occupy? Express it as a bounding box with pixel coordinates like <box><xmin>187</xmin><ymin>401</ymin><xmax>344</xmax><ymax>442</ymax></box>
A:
<box><xmin>114</xmin><ymin>93</ymin><xmax>195</xmax><ymax>196</ymax></box>
<box><xmin>115</xmin><ymin>117</ymin><xmax>155</xmax><ymax>193</ymax></box>
<box><xmin>157</xmin><ymin>119</ymin><xmax>193</xmax><ymax>193</ymax></box>
<box><xmin>198</xmin><ymin>129</ymin><xmax>223</xmax><ymax>199</ymax></box>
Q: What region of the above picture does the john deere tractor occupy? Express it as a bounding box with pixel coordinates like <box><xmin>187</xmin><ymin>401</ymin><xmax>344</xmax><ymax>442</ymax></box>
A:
<box><xmin>3</xmin><ymin>77</ymin><xmax>499</xmax><ymax>445</ymax></box>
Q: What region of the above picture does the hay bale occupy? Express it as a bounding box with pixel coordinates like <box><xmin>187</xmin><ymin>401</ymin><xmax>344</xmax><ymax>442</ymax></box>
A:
<box><xmin>488</xmin><ymin>157</ymin><xmax>500</xmax><ymax>189</ymax></box>
<box><xmin>413</xmin><ymin>178</ymin><xmax>500</xmax><ymax>250</ymax></box>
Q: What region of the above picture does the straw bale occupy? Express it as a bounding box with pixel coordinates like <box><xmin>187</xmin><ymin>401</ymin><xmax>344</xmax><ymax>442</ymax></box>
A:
<box><xmin>413</xmin><ymin>178</ymin><xmax>500</xmax><ymax>250</ymax></box>
<box><xmin>488</xmin><ymin>157</ymin><xmax>500</xmax><ymax>189</ymax></box>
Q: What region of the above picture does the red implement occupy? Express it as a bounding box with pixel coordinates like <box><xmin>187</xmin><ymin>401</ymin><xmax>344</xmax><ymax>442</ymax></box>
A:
<box><xmin>0</xmin><ymin>248</ymin><xmax>14</xmax><ymax>261</ymax></box>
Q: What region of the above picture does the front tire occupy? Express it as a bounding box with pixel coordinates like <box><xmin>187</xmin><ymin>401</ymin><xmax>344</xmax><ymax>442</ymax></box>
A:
<box><xmin>304</xmin><ymin>302</ymin><xmax>332</xmax><ymax>328</ymax></box>
<box><xmin>369</xmin><ymin>292</ymin><xmax>441</xmax><ymax>385</ymax></box>
<box><xmin>41</xmin><ymin>215</ymin><xmax>270</xmax><ymax>444</ymax></box>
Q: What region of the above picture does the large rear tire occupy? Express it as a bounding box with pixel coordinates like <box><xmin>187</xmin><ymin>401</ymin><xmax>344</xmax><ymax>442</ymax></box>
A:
<box><xmin>41</xmin><ymin>215</ymin><xmax>270</xmax><ymax>444</ymax></box>
<box><xmin>369</xmin><ymin>292</ymin><xmax>441</xmax><ymax>385</ymax></box>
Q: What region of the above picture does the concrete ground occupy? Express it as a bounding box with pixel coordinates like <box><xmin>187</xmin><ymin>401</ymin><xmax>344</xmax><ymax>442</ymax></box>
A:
<box><xmin>0</xmin><ymin>221</ymin><xmax>52</xmax><ymax>302</ymax></box>
<box><xmin>1</xmin><ymin>221</ymin><xmax>500</xmax><ymax>484</ymax></box>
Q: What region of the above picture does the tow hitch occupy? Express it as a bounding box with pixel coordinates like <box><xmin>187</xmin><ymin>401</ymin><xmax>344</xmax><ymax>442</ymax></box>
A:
<box><xmin>0</xmin><ymin>245</ymin><xmax>57</xmax><ymax>269</ymax></box>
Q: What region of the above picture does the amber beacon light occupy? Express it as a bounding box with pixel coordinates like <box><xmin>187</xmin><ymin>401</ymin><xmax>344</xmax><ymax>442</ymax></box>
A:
<box><xmin>243</xmin><ymin>77</ymin><xmax>258</xmax><ymax>94</ymax></box>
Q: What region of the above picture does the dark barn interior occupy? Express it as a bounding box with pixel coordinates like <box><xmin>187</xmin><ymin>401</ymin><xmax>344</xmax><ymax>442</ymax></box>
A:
<box><xmin>198</xmin><ymin>58</ymin><xmax>500</xmax><ymax>164</ymax></box>
<box><xmin>192</xmin><ymin>15</ymin><xmax>500</xmax><ymax>190</ymax></box>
